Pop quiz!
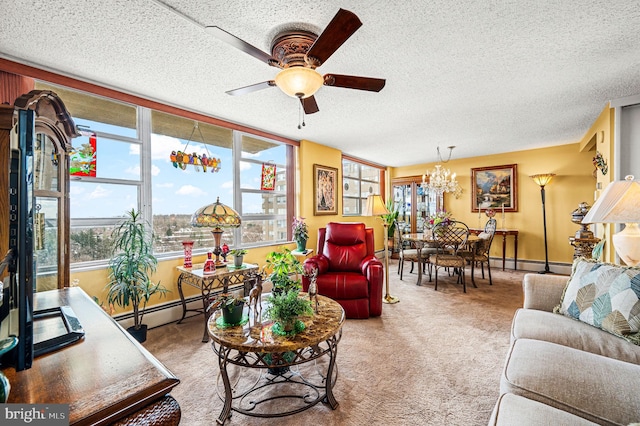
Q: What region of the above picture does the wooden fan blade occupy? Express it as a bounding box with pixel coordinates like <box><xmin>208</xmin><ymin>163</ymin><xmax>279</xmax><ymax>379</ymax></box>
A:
<box><xmin>301</xmin><ymin>96</ymin><xmax>319</xmax><ymax>114</ymax></box>
<box><xmin>306</xmin><ymin>9</ymin><xmax>362</xmax><ymax>66</ymax></box>
<box><xmin>206</xmin><ymin>26</ymin><xmax>279</xmax><ymax>67</ymax></box>
<box><xmin>226</xmin><ymin>81</ymin><xmax>276</xmax><ymax>96</ymax></box>
<box><xmin>323</xmin><ymin>74</ymin><xmax>386</xmax><ymax>92</ymax></box>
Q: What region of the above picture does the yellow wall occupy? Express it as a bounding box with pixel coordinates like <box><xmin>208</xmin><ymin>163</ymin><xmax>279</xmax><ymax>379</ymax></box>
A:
<box><xmin>392</xmin><ymin>143</ymin><xmax>595</xmax><ymax>264</ymax></box>
<box><xmin>578</xmin><ymin>104</ymin><xmax>616</xmax><ymax>262</ymax></box>
<box><xmin>298</xmin><ymin>140</ymin><xmax>384</xmax><ymax>252</ymax></box>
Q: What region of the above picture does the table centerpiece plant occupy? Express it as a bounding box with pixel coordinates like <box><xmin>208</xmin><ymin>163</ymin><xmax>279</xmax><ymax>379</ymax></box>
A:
<box><xmin>228</xmin><ymin>248</ymin><xmax>247</xmax><ymax>267</ymax></box>
<box><xmin>427</xmin><ymin>210</ymin><xmax>453</xmax><ymax>228</ymax></box>
<box><xmin>292</xmin><ymin>216</ymin><xmax>309</xmax><ymax>251</ymax></box>
<box><xmin>208</xmin><ymin>292</ymin><xmax>246</xmax><ymax>325</ymax></box>
<box><xmin>264</xmin><ymin>288</ymin><xmax>314</xmax><ymax>335</ymax></box>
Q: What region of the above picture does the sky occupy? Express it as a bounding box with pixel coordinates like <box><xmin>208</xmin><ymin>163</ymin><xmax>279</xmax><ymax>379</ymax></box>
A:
<box><xmin>64</xmin><ymin>118</ymin><xmax>285</xmax><ymax>219</ymax></box>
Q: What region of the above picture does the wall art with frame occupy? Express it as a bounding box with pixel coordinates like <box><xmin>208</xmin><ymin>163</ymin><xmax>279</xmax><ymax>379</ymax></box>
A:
<box><xmin>471</xmin><ymin>164</ymin><xmax>518</xmax><ymax>212</ymax></box>
<box><xmin>313</xmin><ymin>164</ymin><xmax>338</xmax><ymax>215</ymax></box>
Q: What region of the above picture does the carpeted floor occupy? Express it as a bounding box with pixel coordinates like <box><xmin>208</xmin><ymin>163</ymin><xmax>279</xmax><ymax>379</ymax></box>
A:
<box><xmin>145</xmin><ymin>260</ymin><xmax>529</xmax><ymax>425</ymax></box>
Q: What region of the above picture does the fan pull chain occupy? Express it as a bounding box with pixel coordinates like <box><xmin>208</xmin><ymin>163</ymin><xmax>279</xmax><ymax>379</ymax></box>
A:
<box><xmin>298</xmin><ymin>101</ymin><xmax>306</xmax><ymax>129</ymax></box>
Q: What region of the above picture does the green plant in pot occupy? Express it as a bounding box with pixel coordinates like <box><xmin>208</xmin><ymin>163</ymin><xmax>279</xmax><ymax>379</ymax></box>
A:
<box><xmin>106</xmin><ymin>209</ymin><xmax>169</xmax><ymax>343</ymax></box>
<box><xmin>264</xmin><ymin>289</ymin><xmax>313</xmax><ymax>335</ymax></box>
<box><xmin>228</xmin><ymin>248</ymin><xmax>247</xmax><ymax>268</ymax></box>
<box><xmin>265</xmin><ymin>248</ymin><xmax>303</xmax><ymax>294</ymax></box>
<box><xmin>292</xmin><ymin>216</ymin><xmax>309</xmax><ymax>251</ymax></box>
<box><xmin>381</xmin><ymin>199</ymin><xmax>399</xmax><ymax>251</ymax></box>
<box><xmin>208</xmin><ymin>292</ymin><xmax>246</xmax><ymax>325</ymax></box>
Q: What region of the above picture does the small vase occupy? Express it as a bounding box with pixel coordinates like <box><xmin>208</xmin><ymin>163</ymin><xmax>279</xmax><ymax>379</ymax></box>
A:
<box><xmin>233</xmin><ymin>255</ymin><xmax>243</xmax><ymax>268</ymax></box>
<box><xmin>296</xmin><ymin>238</ymin><xmax>307</xmax><ymax>252</ymax></box>
<box><xmin>182</xmin><ymin>241</ymin><xmax>194</xmax><ymax>268</ymax></box>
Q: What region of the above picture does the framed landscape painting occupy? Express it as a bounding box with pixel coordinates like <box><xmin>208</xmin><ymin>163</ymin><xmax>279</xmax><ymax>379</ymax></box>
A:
<box><xmin>314</xmin><ymin>164</ymin><xmax>338</xmax><ymax>215</ymax></box>
<box><xmin>471</xmin><ymin>164</ymin><xmax>518</xmax><ymax>212</ymax></box>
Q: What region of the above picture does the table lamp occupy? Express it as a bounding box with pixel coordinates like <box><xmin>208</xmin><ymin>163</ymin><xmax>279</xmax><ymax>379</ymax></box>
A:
<box><xmin>364</xmin><ymin>194</ymin><xmax>399</xmax><ymax>304</ymax></box>
<box><xmin>582</xmin><ymin>175</ymin><xmax>640</xmax><ymax>266</ymax></box>
<box><xmin>191</xmin><ymin>197</ymin><xmax>241</xmax><ymax>267</ymax></box>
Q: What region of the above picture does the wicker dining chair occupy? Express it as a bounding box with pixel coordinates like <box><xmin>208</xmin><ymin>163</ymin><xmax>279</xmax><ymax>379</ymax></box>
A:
<box><xmin>394</xmin><ymin>221</ymin><xmax>437</xmax><ymax>281</ymax></box>
<box><xmin>461</xmin><ymin>218</ymin><xmax>497</xmax><ymax>285</ymax></box>
<box><xmin>428</xmin><ymin>221</ymin><xmax>470</xmax><ymax>292</ymax></box>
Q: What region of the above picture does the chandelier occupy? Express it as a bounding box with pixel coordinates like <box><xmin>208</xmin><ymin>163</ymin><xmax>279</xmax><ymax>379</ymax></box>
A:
<box><xmin>421</xmin><ymin>146</ymin><xmax>463</xmax><ymax>198</ymax></box>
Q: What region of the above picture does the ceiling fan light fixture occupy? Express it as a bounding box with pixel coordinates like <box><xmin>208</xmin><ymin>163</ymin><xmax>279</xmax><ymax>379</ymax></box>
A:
<box><xmin>275</xmin><ymin>67</ymin><xmax>324</xmax><ymax>99</ymax></box>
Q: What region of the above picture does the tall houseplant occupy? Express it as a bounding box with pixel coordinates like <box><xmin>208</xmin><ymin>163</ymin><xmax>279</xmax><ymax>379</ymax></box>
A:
<box><xmin>265</xmin><ymin>248</ymin><xmax>303</xmax><ymax>294</ymax></box>
<box><xmin>106</xmin><ymin>209</ymin><xmax>168</xmax><ymax>342</ymax></box>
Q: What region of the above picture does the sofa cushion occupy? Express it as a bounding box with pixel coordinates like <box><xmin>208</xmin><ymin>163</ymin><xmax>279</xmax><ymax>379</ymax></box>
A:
<box><xmin>315</xmin><ymin>272</ymin><xmax>369</xmax><ymax>300</ymax></box>
<box><xmin>501</xmin><ymin>338</ymin><xmax>640</xmax><ymax>426</ymax></box>
<box><xmin>489</xmin><ymin>393</ymin><xmax>598</xmax><ymax>426</ymax></box>
<box><xmin>511</xmin><ymin>308</ymin><xmax>640</xmax><ymax>365</ymax></box>
<box><xmin>556</xmin><ymin>258</ymin><xmax>640</xmax><ymax>344</ymax></box>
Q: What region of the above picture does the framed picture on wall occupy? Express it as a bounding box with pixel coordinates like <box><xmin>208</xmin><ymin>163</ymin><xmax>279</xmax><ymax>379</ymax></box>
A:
<box><xmin>471</xmin><ymin>164</ymin><xmax>518</xmax><ymax>212</ymax></box>
<box><xmin>314</xmin><ymin>164</ymin><xmax>339</xmax><ymax>215</ymax></box>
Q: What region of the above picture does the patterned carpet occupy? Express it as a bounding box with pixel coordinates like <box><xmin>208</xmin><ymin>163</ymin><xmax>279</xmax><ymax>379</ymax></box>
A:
<box><xmin>145</xmin><ymin>260</ymin><xmax>531</xmax><ymax>425</ymax></box>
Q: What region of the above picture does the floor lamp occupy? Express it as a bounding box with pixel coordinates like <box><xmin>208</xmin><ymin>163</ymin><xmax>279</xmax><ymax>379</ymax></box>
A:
<box><xmin>530</xmin><ymin>173</ymin><xmax>556</xmax><ymax>274</ymax></box>
<box><xmin>364</xmin><ymin>194</ymin><xmax>399</xmax><ymax>304</ymax></box>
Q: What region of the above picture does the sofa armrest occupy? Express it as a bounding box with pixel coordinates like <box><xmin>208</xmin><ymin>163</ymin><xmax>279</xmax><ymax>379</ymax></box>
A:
<box><xmin>522</xmin><ymin>273</ymin><xmax>569</xmax><ymax>311</ymax></box>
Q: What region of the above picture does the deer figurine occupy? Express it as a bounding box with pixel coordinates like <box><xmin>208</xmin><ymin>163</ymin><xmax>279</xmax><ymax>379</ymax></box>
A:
<box><xmin>307</xmin><ymin>267</ymin><xmax>319</xmax><ymax>314</ymax></box>
<box><xmin>248</xmin><ymin>278</ymin><xmax>263</xmax><ymax>324</ymax></box>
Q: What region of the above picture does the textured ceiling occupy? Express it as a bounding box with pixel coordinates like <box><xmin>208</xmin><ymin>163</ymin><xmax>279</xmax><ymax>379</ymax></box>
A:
<box><xmin>2</xmin><ymin>0</ymin><xmax>640</xmax><ymax>166</ymax></box>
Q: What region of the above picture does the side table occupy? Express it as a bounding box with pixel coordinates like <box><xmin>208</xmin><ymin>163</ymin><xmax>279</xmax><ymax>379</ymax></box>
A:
<box><xmin>176</xmin><ymin>263</ymin><xmax>261</xmax><ymax>342</ymax></box>
<box><xmin>469</xmin><ymin>228</ymin><xmax>519</xmax><ymax>270</ymax></box>
<box><xmin>208</xmin><ymin>294</ymin><xmax>345</xmax><ymax>425</ymax></box>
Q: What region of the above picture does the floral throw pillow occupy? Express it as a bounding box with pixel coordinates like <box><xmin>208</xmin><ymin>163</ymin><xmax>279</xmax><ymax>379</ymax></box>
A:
<box><xmin>556</xmin><ymin>258</ymin><xmax>640</xmax><ymax>344</ymax></box>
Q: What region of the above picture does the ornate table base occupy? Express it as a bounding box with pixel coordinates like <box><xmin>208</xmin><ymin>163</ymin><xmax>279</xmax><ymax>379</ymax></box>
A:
<box><xmin>208</xmin><ymin>294</ymin><xmax>345</xmax><ymax>425</ymax></box>
<box><xmin>212</xmin><ymin>329</ymin><xmax>341</xmax><ymax>424</ymax></box>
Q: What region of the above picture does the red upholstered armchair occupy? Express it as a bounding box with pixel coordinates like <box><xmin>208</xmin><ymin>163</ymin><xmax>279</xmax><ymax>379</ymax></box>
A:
<box><xmin>302</xmin><ymin>222</ymin><xmax>384</xmax><ymax>319</ymax></box>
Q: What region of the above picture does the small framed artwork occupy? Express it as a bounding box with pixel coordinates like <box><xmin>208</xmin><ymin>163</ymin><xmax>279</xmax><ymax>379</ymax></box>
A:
<box><xmin>471</xmin><ymin>164</ymin><xmax>518</xmax><ymax>212</ymax></box>
<box><xmin>314</xmin><ymin>164</ymin><xmax>339</xmax><ymax>215</ymax></box>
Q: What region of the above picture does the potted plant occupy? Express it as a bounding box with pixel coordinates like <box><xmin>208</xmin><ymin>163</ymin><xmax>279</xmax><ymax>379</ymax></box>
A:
<box><xmin>264</xmin><ymin>288</ymin><xmax>313</xmax><ymax>335</ymax></box>
<box><xmin>292</xmin><ymin>216</ymin><xmax>309</xmax><ymax>251</ymax></box>
<box><xmin>381</xmin><ymin>199</ymin><xmax>399</xmax><ymax>251</ymax></box>
<box><xmin>228</xmin><ymin>248</ymin><xmax>247</xmax><ymax>267</ymax></box>
<box><xmin>265</xmin><ymin>248</ymin><xmax>303</xmax><ymax>294</ymax></box>
<box><xmin>208</xmin><ymin>292</ymin><xmax>246</xmax><ymax>325</ymax></box>
<box><xmin>106</xmin><ymin>209</ymin><xmax>169</xmax><ymax>343</ymax></box>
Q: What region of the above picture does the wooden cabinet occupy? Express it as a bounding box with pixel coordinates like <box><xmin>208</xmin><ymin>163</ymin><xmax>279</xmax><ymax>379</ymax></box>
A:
<box><xmin>2</xmin><ymin>287</ymin><xmax>180</xmax><ymax>425</ymax></box>
<box><xmin>391</xmin><ymin>176</ymin><xmax>443</xmax><ymax>255</ymax></box>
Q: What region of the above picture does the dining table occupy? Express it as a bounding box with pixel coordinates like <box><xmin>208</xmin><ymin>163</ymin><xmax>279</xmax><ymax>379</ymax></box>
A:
<box><xmin>403</xmin><ymin>231</ymin><xmax>480</xmax><ymax>286</ymax></box>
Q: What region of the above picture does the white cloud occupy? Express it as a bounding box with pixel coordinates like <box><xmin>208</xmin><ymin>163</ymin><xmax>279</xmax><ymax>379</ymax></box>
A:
<box><xmin>240</xmin><ymin>162</ymin><xmax>252</xmax><ymax>171</ymax></box>
<box><xmin>151</xmin><ymin>164</ymin><xmax>160</xmax><ymax>176</ymax></box>
<box><xmin>156</xmin><ymin>182</ymin><xmax>174</xmax><ymax>188</ymax></box>
<box><xmin>176</xmin><ymin>185</ymin><xmax>207</xmax><ymax>197</ymax></box>
<box><xmin>87</xmin><ymin>185</ymin><xmax>112</xmax><ymax>199</ymax></box>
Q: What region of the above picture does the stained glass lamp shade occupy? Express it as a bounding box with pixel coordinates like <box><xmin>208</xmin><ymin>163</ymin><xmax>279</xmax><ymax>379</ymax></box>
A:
<box><xmin>191</xmin><ymin>197</ymin><xmax>241</xmax><ymax>267</ymax></box>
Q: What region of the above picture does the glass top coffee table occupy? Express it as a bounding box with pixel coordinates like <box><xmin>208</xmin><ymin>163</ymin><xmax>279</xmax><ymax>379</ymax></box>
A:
<box><xmin>207</xmin><ymin>293</ymin><xmax>345</xmax><ymax>425</ymax></box>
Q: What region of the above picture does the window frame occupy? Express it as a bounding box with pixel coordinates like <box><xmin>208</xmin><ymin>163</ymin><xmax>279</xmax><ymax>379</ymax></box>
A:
<box><xmin>342</xmin><ymin>156</ymin><xmax>386</xmax><ymax>216</ymax></box>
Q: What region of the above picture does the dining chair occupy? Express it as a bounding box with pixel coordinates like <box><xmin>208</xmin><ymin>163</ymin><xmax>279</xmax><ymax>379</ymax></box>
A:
<box><xmin>428</xmin><ymin>220</ymin><xmax>470</xmax><ymax>292</ymax></box>
<box><xmin>394</xmin><ymin>221</ymin><xmax>437</xmax><ymax>281</ymax></box>
<box><xmin>461</xmin><ymin>218</ymin><xmax>496</xmax><ymax>285</ymax></box>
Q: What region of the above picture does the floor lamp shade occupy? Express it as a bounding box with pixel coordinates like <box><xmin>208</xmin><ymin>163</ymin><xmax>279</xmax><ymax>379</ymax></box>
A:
<box><xmin>582</xmin><ymin>175</ymin><xmax>640</xmax><ymax>266</ymax></box>
<box><xmin>364</xmin><ymin>194</ymin><xmax>389</xmax><ymax>217</ymax></box>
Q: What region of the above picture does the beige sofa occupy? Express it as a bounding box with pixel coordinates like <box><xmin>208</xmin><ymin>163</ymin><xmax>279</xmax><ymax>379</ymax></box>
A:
<box><xmin>489</xmin><ymin>272</ymin><xmax>640</xmax><ymax>425</ymax></box>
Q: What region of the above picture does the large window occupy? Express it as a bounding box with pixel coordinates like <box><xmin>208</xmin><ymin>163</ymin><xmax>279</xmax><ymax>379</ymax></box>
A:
<box><xmin>36</xmin><ymin>82</ymin><xmax>294</xmax><ymax>267</ymax></box>
<box><xmin>342</xmin><ymin>158</ymin><xmax>383</xmax><ymax>215</ymax></box>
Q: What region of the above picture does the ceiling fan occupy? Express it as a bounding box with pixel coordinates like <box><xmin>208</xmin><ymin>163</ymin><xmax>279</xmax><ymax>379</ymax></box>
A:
<box><xmin>206</xmin><ymin>8</ymin><xmax>386</xmax><ymax>114</ymax></box>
